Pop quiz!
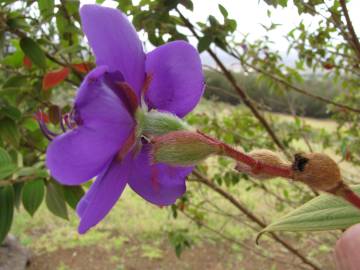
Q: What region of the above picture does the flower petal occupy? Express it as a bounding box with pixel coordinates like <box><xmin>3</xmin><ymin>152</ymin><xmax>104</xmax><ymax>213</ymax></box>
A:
<box><xmin>80</xmin><ymin>4</ymin><xmax>145</xmax><ymax>95</ymax></box>
<box><xmin>46</xmin><ymin>66</ymin><xmax>134</xmax><ymax>185</ymax></box>
<box><xmin>128</xmin><ymin>145</ymin><xmax>193</xmax><ymax>206</ymax></box>
<box><xmin>77</xmin><ymin>157</ymin><xmax>130</xmax><ymax>234</ymax></box>
<box><xmin>145</xmin><ymin>41</ymin><xmax>204</xmax><ymax>117</ymax></box>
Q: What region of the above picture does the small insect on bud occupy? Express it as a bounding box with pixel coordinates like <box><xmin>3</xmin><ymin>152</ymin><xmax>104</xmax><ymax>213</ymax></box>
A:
<box><xmin>235</xmin><ymin>149</ymin><xmax>290</xmax><ymax>180</ymax></box>
<box><xmin>292</xmin><ymin>153</ymin><xmax>342</xmax><ymax>191</ymax></box>
<box><xmin>151</xmin><ymin>131</ymin><xmax>222</xmax><ymax>166</ymax></box>
<box><xmin>292</xmin><ymin>153</ymin><xmax>360</xmax><ymax>210</ymax></box>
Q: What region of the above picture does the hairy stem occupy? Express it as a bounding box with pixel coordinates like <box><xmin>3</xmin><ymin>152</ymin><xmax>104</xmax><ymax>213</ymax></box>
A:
<box><xmin>197</xmin><ymin>131</ymin><xmax>293</xmax><ymax>179</ymax></box>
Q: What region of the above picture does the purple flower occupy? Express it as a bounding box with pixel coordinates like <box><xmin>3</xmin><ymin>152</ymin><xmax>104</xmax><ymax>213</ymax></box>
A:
<box><xmin>43</xmin><ymin>5</ymin><xmax>204</xmax><ymax>233</ymax></box>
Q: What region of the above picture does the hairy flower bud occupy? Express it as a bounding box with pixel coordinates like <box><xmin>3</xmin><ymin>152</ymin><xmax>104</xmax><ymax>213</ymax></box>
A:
<box><xmin>292</xmin><ymin>153</ymin><xmax>360</xmax><ymax>210</ymax></box>
<box><xmin>136</xmin><ymin>110</ymin><xmax>191</xmax><ymax>137</ymax></box>
<box><xmin>151</xmin><ymin>131</ymin><xmax>222</xmax><ymax>166</ymax></box>
<box><xmin>292</xmin><ymin>153</ymin><xmax>341</xmax><ymax>191</ymax></box>
<box><xmin>235</xmin><ymin>149</ymin><xmax>290</xmax><ymax>180</ymax></box>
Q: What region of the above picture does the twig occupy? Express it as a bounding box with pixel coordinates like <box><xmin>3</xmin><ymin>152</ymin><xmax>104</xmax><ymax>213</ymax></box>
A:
<box><xmin>6</xmin><ymin>27</ymin><xmax>84</xmax><ymax>81</ymax></box>
<box><xmin>181</xmin><ymin>209</ymin><xmax>309</xmax><ymax>270</ymax></box>
<box><xmin>339</xmin><ymin>0</ymin><xmax>360</xmax><ymax>61</ymax></box>
<box><xmin>176</xmin><ymin>8</ymin><xmax>290</xmax><ymax>158</ymax></box>
<box><xmin>0</xmin><ymin>176</ymin><xmax>35</xmax><ymax>187</ymax></box>
<box><xmin>192</xmin><ymin>170</ymin><xmax>321</xmax><ymax>270</ymax></box>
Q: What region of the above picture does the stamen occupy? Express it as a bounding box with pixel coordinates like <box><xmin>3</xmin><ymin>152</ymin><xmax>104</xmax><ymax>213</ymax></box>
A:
<box><xmin>63</xmin><ymin>114</ymin><xmax>73</xmax><ymax>129</ymax></box>
<box><xmin>38</xmin><ymin>121</ymin><xmax>54</xmax><ymax>141</ymax></box>
<box><xmin>40</xmin><ymin>122</ymin><xmax>59</xmax><ymax>137</ymax></box>
<box><xmin>35</xmin><ymin>111</ymin><xmax>59</xmax><ymax>141</ymax></box>
<box><xmin>59</xmin><ymin>109</ymin><xmax>67</xmax><ymax>133</ymax></box>
<box><xmin>70</xmin><ymin>108</ymin><xmax>83</xmax><ymax>126</ymax></box>
<box><xmin>36</xmin><ymin>107</ymin><xmax>82</xmax><ymax>141</ymax></box>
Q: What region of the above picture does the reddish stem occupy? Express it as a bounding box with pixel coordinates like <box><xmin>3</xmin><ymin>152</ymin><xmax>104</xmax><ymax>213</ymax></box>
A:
<box><xmin>221</xmin><ymin>144</ymin><xmax>293</xmax><ymax>179</ymax></box>
<box><xmin>341</xmin><ymin>189</ymin><xmax>360</xmax><ymax>210</ymax></box>
<box><xmin>328</xmin><ymin>183</ymin><xmax>360</xmax><ymax>210</ymax></box>
<box><xmin>196</xmin><ymin>131</ymin><xmax>293</xmax><ymax>179</ymax></box>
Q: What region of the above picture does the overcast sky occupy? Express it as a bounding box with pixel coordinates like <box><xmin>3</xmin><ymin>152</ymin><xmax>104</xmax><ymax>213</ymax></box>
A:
<box><xmin>80</xmin><ymin>0</ymin><xmax>360</xmax><ymax>67</ymax></box>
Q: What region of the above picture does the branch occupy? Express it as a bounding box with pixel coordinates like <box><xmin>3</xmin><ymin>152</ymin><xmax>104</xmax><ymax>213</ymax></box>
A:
<box><xmin>181</xmin><ymin>209</ymin><xmax>309</xmax><ymax>270</ymax></box>
<box><xmin>339</xmin><ymin>0</ymin><xmax>360</xmax><ymax>62</ymax></box>
<box><xmin>192</xmin><ymin>170</ymin><xmax>321</xmax><ymax>270</ymax></box>
<box><xmin>6</xmin><ymin>27</ymin><xmax>84</xmax><ymax>81</ymax></box>
<box><xmin>327</xmin><ymin>2</ymin><xmax>360</xmax><ymax>62</ymax></box>
<box><xmin>0</xmin><ymin>176</ymin><xmax>35</xmax><ymax>187</ymax></box>
<box><xmin>176</xmin><ymin>8</ymin><xmax>290</xmax><ymax>157</ymax></box>
<box><xmin>59</xmin><ymin>0</ymin><xmax>74</xmax><ymax>47</ymax></box>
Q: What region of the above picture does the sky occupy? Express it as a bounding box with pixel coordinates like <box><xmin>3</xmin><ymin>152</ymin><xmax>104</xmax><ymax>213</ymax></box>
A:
<box><xmin>80</xmin><ymin>0</ymin><xmax>360</xmax><ymax>67</ymax></box>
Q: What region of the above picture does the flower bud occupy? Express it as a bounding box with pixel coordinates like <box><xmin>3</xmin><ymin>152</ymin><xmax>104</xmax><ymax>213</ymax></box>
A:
<box><xmin>292</xmin><ymin>153</ymin><xmax>341</xmax><ymax>191</ymax></box>
<box><xmin>235</xmin><ymin>149</ymin><xmax>290</xmax><ymax>180</ymax></box>
<box><xmin>136</xmin><ymin>110</ymin><xmax>191</xmax><ymax>137</ymax></box>
<box><xmin>151</xmin><ymin>131</ymin><xmax>222</xmax><ymax>166</ymax></box>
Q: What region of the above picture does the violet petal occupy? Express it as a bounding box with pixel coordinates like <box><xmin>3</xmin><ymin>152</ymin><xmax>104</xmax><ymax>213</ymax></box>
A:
<box><xmin>80</xmin><ymin>4</ymin><xmax>145</xmax><ymax>96</ymax></box>
<box><xmin>77</xmin><ymin>157</ymin><xmax>130</xmax><ymax>234</ymax></box>
<box><xmin>128</xmin><ymin>145</ymin><xmax>193</xmax><ymax>206</ymax></box>
<box><xmin>46</xmin><ymin>66</ymin><xmax>134</xmax><ymax>185</ymax></box>
<box><xmin>145</xmin><ymin>41</ymin><xmax>204</xmax><ymax>118</ymax></box>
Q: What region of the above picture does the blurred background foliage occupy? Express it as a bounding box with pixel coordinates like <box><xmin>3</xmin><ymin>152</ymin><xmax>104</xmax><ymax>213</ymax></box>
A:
<box><xmin>0</xmin><ymin>0</ymin><xmax>359</xmax><ymax>269</ymax></box>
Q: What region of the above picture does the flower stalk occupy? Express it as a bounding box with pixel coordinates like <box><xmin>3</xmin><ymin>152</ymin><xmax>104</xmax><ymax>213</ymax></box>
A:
<box><xmin>151</xmin><ymin>129</ymin><xmax>360</xmax><ymax>211</ymax></box>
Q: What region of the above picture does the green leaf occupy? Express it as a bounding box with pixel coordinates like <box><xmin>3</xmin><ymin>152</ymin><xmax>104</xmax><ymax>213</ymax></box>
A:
<box><xmin>20</xmin><ymin>37</ymin><xmax>46</xmax><ymax>69</ymax></box>
<box><xmin>13</xmin><ymin>182</ymin><xmax>23</xmax><ymax>209</ymax></box>
<box><xmin>168</xmin><ymin>229</ymin><xmax>193</xmax><ymax>258</ymax></box>
<box><xmin>1</xmin><ymin>39</ymin><xmax>23</xmax><ymax>68</ymax></box>
<box><xmin>46</xmin><ymin>181</ymin><xmax>68</xmax><ymax>220</ymax></box>
<box><xmin>0</xmin><ymin>147</ymin><xmax>16</xmax><ymax>180</ymax></box>
<box><xmin>38</xmin><ymin>0</ymin><xmax>54</xmax><ymax>17</ymax></box>
<box><xmin>0</xmin><ymin>31</ymin><xmax>5</xmax><ymax>60</ymax></box>
<box><xmin>180</xmin><ymin>0</ymin><xmax>193</xmax><ymax>11</ymax></box>
<box><xmin>64</xmin><ymin>1</ymin><xmax>79</xmax><ymax>15</ymax></box>
<box><xmin>278</xmin><ymin>0</ymin><xmax>288</xmax><ymax>7</ymax></box>
<box><xmin>0</xmin><ymin>104</ymin><xmax>21</xmax><ymax>121</ymax></box>
<box><xmin>0</xmin><ymin>164</ymin><xmax>17</xmax><ymax>180</ymax></box>
<box><xmin>118</xmin><ymin>0</ymin><xmax>132</xmax><ymax>11</ymax></box>
<box><xmin>208</xmin><ymin>15</ymin><xmax>219</xmax><ymax>27</ymax></box>
<box><xmin>0</xmin><ymin>118</ymin><xmax>20</xmax><ymax>146</ymax></box>
<box><xmin>226</xmin><ymin>19</ymin><xmax>237</xmax><ymax>32</ymax></box>
<box><xmin>259</xmin><ymin>186</ymin><xmax>360</xmax><ymax>237</ymax></box>
<box><xmin>22</xmin><ymin>179</ymin><xmax>44</xmax><ymax>216</ymax></box>
<box><xmin>218</xmin><ymin>4</ymin><xmax>228</xmax><ymax>18</ymax></box>
<box><xmin>2</xmin><ymin>51</ymin><xmax>23</xmax><ymax>68</ymax></box>
<box><xmin>0</xmin><ymin>147</ymin><xmax>12</xmax><ymax>164</ymax></box>
<box><xmin>197</xmin><ymin>36</ymin><xmax>212</xmax><ymax>53</ymax></box>
<box><xmin>23</xmin><ymin>118</ymin><xmax>38</xmax><ymax>132</ymax></box>
<box><xmin>0</xmin><ymin>186</ymin><xmax>15</xmax><ymax>244</ymax></box>
<box><xmin>64</xmin><ymin>185</ymin><xmax>84</xmax><ymax>210</ymax></box>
